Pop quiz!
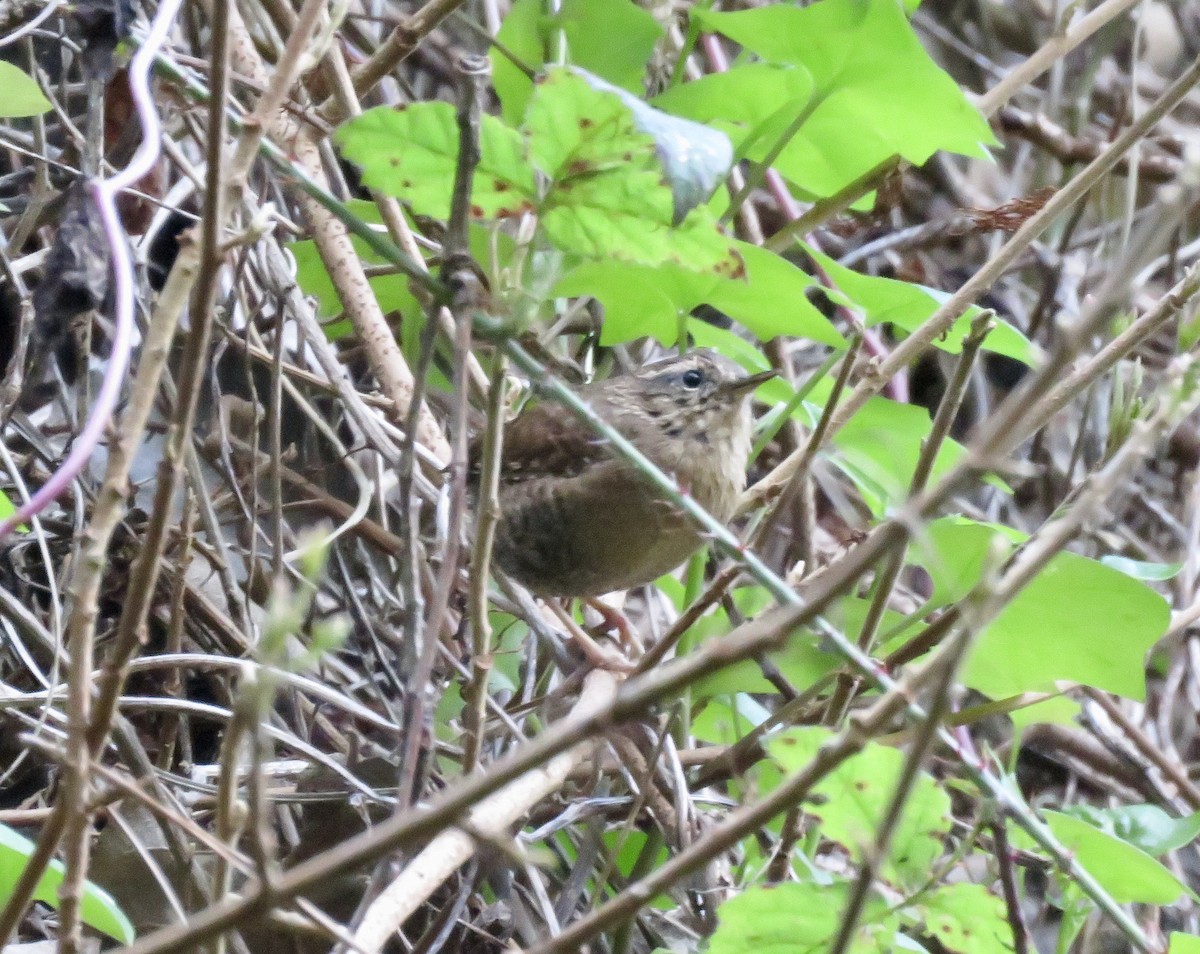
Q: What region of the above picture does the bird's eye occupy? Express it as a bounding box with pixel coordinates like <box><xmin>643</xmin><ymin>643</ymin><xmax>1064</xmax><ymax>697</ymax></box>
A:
<box><xmin>681</xmin><ymin>369</ymin><xmax>704</xmax><ymax>389</ymax></box>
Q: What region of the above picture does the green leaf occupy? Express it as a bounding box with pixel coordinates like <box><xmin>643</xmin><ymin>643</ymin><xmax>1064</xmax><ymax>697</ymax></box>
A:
<box><xmin>707</xmin><ymin>243</ymin><xmax>842</xmax><ymax>344</ymax></box>
<box><xmin>910</xmin><ymin>517</ymin><xmax>1169</xmax><ymax>699</ymax></box>
<box><xmin>808</xmin><ymin>248</ymin><xmax>1037</xmax><ymax>364</ymax></box>
<box><xmin>554</xmin><ymin>261</ymin><xmax>682</xmax><ymax>344</ymax></box>
<box><xmin>492</xmin><ymin>0</ymin><xmax>663</xmax><ymax>125</ymax></box>
<box><xmin>0</xmin><ymin>62</ymin><xmax>50</xmax><ymax>117</ymax></box>
<box><xmin>692</xmin><ymin>0</ymin><xmax>995</xmax><ymax>198</ymax></box>
<box><xmin>1180</xmin><ymin>302</ymin><xmax>1200</xmax><ymax>351</ymax></box>
<box><xmin>914</xmin><ymin>517</ymin><xmax>1021</xmax><ymax>607</ymax></box>
<box><xmin>1171</xmin><ymin>934</ymin><xmax>1200</xmax><ymax>954</ymax></box>
<box><xmin>601</xmin><ymin>828</ymin><xmax>669</xmax><ymax>885</ymax></box>
<box><xmin>769</xmin><ymin>727</ymin><xmax>951</xmax><ymax>888</ymax></box>
<box><xmin>577</xmin><ymin>69</ymin><xmax>734</xmax><ymax>220</ymax></box>
<box><xmin>525</xmin><ymin>68</ymin><xmax>659</xmax><ymax>180</ymax></box>
<box><xmin>486</xmin><ymin>616</ymin><xmax>531</xmax><ymax>694</ymax></box>
<box><xmin>690</xmin><ymin>588</ymin><xmax>842</xmax><ymax>697</ymax></box>
<box><xmin>541</xmin><ymin>202</ymin><xmax>742</xmax><ymax>274</ymax></box>
<box><xmin>1008</xmin><ymin>693</ymin><xmax>1080</xmax><ymax>731</ymax></box>
<box><xmin>1066</xmin><ymin>805</ymin><xmax>1200</xmax><ymax>858</ymax></box>
<box><xmin>529</xmin><ymin>70</ymin><xmax>743</xmax><ymax>273</ymax></box>
<box><xmin>651</xmin><ymin>64</ymin><xmax>818</xmax><ymax>176</ymax></box>
<box><xmin>817</xmin><ymin>395</ymin><xmax>980</xmax><ymax>516</ymax></box>
<box><xmin>0</xmin><ymin>488</ymin><xmax>14</xmax><ymax>522</ymax></box>
<box><xmin>692</xmin><ymin>695</ymin><xmax>769</xmax><ymax>745</ymax></box>
<box><xmin>965</xmin><ymin>549</ymin><xmax>1169</xmax><ymax>700</ymax></box>
<box><xmin>1053</xmin><ymin>877</ymin><xmax>1092</xmax><ymax>954</ymax></box>
<box><xmin>335</xmin><ymin>102</ymin><xmax>536</xmax><ymax>219</ymax></box>
<box><xmin>1042</xmin><ymin>811</ymin><xmax>1185</xmax><ymax>905</ymax></box>
<box><xmin>709</xmin><ymin>881</ymin><xmax>898</xmax><ymax>954</ymax></box>
<box><xmin>554</xmin><ymin>241</ymin><xmax>842</xmax><ymax>346</ymax></box>
<box><xmin>652</xmin><ymin>63</ymin><xmax>815</xmax><ymax>140</ymax></box>
<box><xmin>1098</xmin><ymin>555</ymin><xmax>1182</xmax><ymax>581</ymax></box>
<box><xmin>491</xmin><ymin>0</ymin><xmax>544</xmax><ymax>125</ymax></box>
<box><xmin>434</xmin><ymin>681</ymin><xmax>465</xmax><ymax>732</ymax></box>
<box><xmin>918</xmin><ymin>883</ymin><xmax>1011</xmax><ymax>954</ymax></box>
<box><xmin>0</xmin><ymin>823</ymin><xmax>135</xmax><ymax>943</ymax></box>
<box><xmin>288</xmin><ymin>199</ymin><xmax>421</xmax><ymax>321</ymax></box>
<box><xmin>696</xmin><ymin>614</ymin><xmax>835</xmax><ymax>696</ymax></box>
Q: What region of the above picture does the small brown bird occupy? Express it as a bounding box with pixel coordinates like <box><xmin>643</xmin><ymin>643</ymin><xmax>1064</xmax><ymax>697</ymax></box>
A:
<box><xmin>471</xmin><ymin>349</ymin><xmax>776</xmax><ymax>598</ymax></box>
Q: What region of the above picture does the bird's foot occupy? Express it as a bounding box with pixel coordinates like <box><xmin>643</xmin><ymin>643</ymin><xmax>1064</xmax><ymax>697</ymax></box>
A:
<box><xmin>583</xmin><ymin>596</ymin><xmax>645</xmax><ymax>656</ymax></box>
<box><xmin>544</xmin><ymin>600</ymin><xmax>636</xmax><ymax>672</ymax></box>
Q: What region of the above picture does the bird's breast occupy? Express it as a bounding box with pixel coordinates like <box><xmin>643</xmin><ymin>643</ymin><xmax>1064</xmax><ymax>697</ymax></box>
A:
<box><xmin>657</xmin><ymin>417</ymin><xmax>751</xmax><ymax>523</ymax></box>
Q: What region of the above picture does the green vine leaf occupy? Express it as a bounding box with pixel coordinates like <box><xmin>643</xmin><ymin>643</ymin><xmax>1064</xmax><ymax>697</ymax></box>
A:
<box><xmin>808</xmin><ymin>248</ymin><xmax>1037</xmax><ymax>364</ymax></box>
<box><xmin>334</xmin><ymin>102</ymin><xmax>536</xmax><ymax>219</ymax></box>
<box><xmin>820</xmin><ymin>393</ymin><xmax>975</xmax><ymax>516</ymax></box>
<box><xmin>575</xmin><ymin>69</ymin><xmax>734</xmax><ymax>220</ymax></box>
<box><xmin>337</xmin><ymin>69</ymin><xmax>741</xmax><ymax>276</ymax></box>
<box><xmin>1043</xmin><ymin>811</ymin><xmax>1187</xmax><ymax>905</ymax></box>
<box><xmin>530</xmin><ymin>69</ymin><xmax>742</xmax><ymax>273</ymax></box>
<box><xmin>709</xmin><ymin>881</ymin><xmax>899</xmax><ymax>954</ymax></box>
<box><xmin>1063</xmin><ymin>805</ymin><xmax>1200</xmax><ymax>859</ymax></box>
<box><xmin>653</xmin><ymin>62</ymin><xmax>816</xmax><ymax>167</ymax></box>
<box><xmin>911</xmin><ymin>517</ymin><xmax>1170</xmax><ymax>700</ymax></box>
<box><xmin>689</xmin><ymin>0</ymin><xmax>996</xmax><ymax>197</ymax></box>
<box><xmin>555</xmin><ymin>240</ymin><xmax>843</xmax><ymax>346</ymax></box>
<box><xmin>768</xmin><ymin>727</ymin><xmax>951</xmax><ymax>889</ymax></box>
<box><xmin>524</xmin><ymin>68</ymin><xmax>658</xmax><ymax>179</ymax></box>
<box><xmin>918</xmin><ymin>883</ymin><xmax>1012</xmax><ymax>954</ymax></box>
<box><xmin>0</xmin><ymin>61</ymin><xmax>51</xmax><ymax>117</ymax></box>
<box><xmin>491</xmin><ymin>0</ymin><xmax>663</xmax><ymax>125</ymax></box>
<box><xmin>0</xmin><ymin>823</ymin><xmax>135</xmax><ymax>944</ymax></box>
<box><xmin>541</xmin><ymin>202</ymin><xmax>741</xmax><ymax>274</ymax></box>
<box><xmin>689</xmin><ymin>591</ymin><xmax>885</xmax><ymax>699</ymax></box>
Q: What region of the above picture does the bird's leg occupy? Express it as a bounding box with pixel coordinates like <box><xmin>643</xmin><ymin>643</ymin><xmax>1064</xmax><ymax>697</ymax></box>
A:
<box><xmin>543</xmin><ymin>599</ymin><xmax>635</xmax><ymax>672</ymax></box>
<box><xmin>583</xmin><ymin>596</ymin><xmax>645</xmax><ymax>656</ymax></box>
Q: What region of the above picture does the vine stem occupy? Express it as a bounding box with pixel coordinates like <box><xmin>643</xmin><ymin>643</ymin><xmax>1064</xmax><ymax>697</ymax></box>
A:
<box><xmin>0</xmin><ymin>0</ymin><xmax>183</xmax><ymax>540</ymax></box>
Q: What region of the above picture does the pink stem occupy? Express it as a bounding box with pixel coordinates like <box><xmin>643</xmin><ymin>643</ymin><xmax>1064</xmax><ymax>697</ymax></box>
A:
<box><xmin>0</xmin><ymin>0</ymin><xmax>185</xmax><ymax>539</ymax></box>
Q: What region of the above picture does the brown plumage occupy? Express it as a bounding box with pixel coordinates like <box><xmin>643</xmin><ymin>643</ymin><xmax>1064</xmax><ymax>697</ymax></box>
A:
<box><xmin>469</xmin><ymin>350</ymin><xmax>775</xmax><ymax>597</ymax></box>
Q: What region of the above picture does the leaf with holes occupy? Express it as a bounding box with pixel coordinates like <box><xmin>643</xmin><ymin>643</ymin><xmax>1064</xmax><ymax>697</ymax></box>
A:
<box><xmin>335</xmin><ymin>102</ymin><xmax>537</xmax><ymax>219</ymax></box>
<box><xmin>768</xmin><ymin>727</ymin><xmax>951</xmax><ymax>889</ymax></box>
<box><xmin>529</xmin><ymin>69</ymin><xmax>743</xmax><ymax>273</ymax></box>
<box><xmin>918</xmin><ymin>883</ymin><xmax>1011</xmax><ymax>954</ymax></box>
<box><xmin>576</xmin><ymin>70</ymin><xmax>734</xmax><ymax>220</ymax></box>
<box><xmin>709</xmin><ymin>881</ymin><xmax>900</xmax><ymax>954</ymax></box>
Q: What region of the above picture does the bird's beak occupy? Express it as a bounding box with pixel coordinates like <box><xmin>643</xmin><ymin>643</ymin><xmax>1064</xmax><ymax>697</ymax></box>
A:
<box><xmin>723</xmin><ymin>368</ymin><xmax>778</xmax><ymax>396</ymax></box>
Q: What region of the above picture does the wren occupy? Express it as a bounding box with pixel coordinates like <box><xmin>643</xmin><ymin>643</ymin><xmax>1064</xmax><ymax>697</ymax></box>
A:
<box><xmin>470</xmin><ymin>349</ymin><xmax>775</xmax><ymax>598</ymax></box>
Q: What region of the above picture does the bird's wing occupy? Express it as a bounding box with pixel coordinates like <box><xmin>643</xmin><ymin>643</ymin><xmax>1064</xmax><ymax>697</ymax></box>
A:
<box><xmin>468</xmin><ymin>399</ymin><xmax>610</xmax><ymax>484</ymax></box>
